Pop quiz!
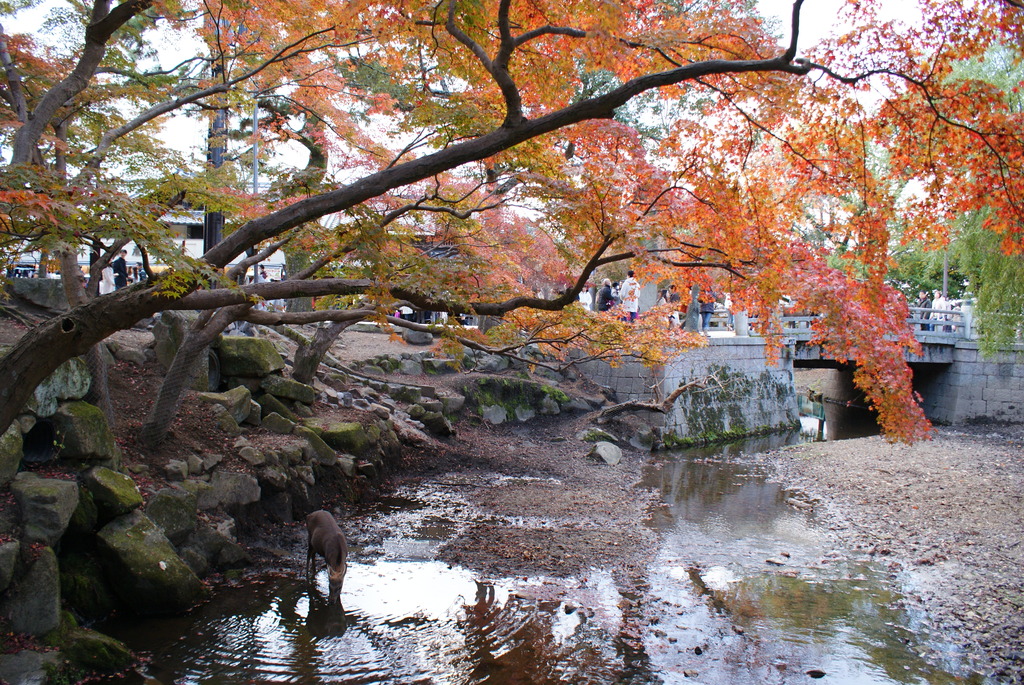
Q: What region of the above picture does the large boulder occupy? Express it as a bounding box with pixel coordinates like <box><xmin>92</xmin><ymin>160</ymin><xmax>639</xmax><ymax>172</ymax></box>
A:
<box><xmin>0</xmin><ymin>423</ymin><xmax>22</xmax><ymax>487</ymax></box>
<box><xmin>217</xmin><ymin>336</ymin><xmax>285</xmax><ymax>378</ymax></box>
<box><xmin>51</xmin><ymin>401</ymin><xmax>120</xmax><ymax>466</ymax></box>
<box><xmin>196</xmin><ymin>386</ymin><xmax>252</xmax><ymax>424</ymax></box>
<box><xmin>0</xmin><ymin>545</ymin><xmax>60</xmax><ymax>635</ymax></box>
<box><xmin>61</xmin><ymin>627</ymin><xmax>133</xmax><ymax>674</ymax></box>
<box><xmin>180</xmin><ymin>522</ymin><xmax>250</xmax><ymax>572</ymax></box>
<box><xmin>145</xmin><ymin>488</ymin><xmax>198</xmax><ymax>545</ymax></box>
<box><xmin>152</xmin><ymin>310</ymin><xmax>194</xmax><ymax>369</ymax></box>
<box><xmin>402</xmin><ymin>329</ymin><xmax>434</xmax><ymax>346</ymax></box>
<box><xmin>260</xmin><ymin>375</ymin><xmax>316</xmax><ymax>404</ymax></box>
<box><xmin>588</xmin><ymin>441</ymin><xmax>622</xmax><ymax>466</ymax></box>
<box><xmin>0</xmin><ymin>649</ymin><xmax>61</xmax><ymax>685</ymax></box>
<box><xmin>420</xmin><ymin>411</ymin><xmax>455</xmax><ymax>437</ymax></box>
<box><xmin>293</xmin><ymin>425</ymin><xmax>336</xmax><ymax>466</ymax></box>
<box><xmin>262</xmin><ymin>412</ymin><xmax>295</xmax><ymax>434</ymax></box>
<box><xmin>320</xmin><ymin>422</ymin><xmax>370</xmax><ymax>454</ymax></box>
<box><xmin>256</xmin><ymin>393</ymin><xmax>297</xmax><ymax>422</ymax></box>
<box><xmin>96</xmin><ymin>510</ymin><xmax>208</xmax><ymax>615</ymax></box>
<box><xmin>0</xmin><ymin>541</ymin><xmax>19</xmax><ymax>592</ymax></box>
<box><xmin>7</xmin><ymin>278</ymin><xmax>67</xmax><ymax>310</ymax></box>
<box><xmin>29</xmin><ymin>357</ymin><xmax>91</xmax><ymax>417</ymax></box>
<box><xmin>82</xmin><ymin>466</ymin><xmax>144</xmax><ymax>523</ymax></box>
<box><xmin>207</xmin><ymin>471</ymin><xmax>261</xmax><ymax>510</ymax></box>
<box><xmin>59</xmin><ymin>552</ymin><xmax>119</xmax><ymax>621</ymax></box>
<box><xmin>11</xmin><ymin>473</ymin><xmax>80</xmax><ymax>546</ymax></box>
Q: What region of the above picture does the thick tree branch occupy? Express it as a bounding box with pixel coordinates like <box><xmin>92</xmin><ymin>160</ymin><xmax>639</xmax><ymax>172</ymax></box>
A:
<box><xmin>202</xmin><ymin>54</ymin><xmax>814</xmax><ymax>269</ymax></box>
<box><xmin>0</xmin><ymin>23</ymin><xmax>28</xmax><ymax>122</ymax></box>
<box><xmin>12</xmin><ymin>0</ymin><xmax>154</xmax><ymax>163</ymax></box>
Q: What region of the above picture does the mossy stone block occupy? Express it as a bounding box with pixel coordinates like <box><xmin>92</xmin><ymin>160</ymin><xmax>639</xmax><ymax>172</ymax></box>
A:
<box><xmin>320</xmin><ymin>422</ymin><xmax>369</xmax><ymax>454</ymax></box>
<box><xmin>217</xmin><ymin>336</ymin><xmax>286</xmax><ymax>378</ymax></box>
<box><xmin>83</xmin><ymin>467</ymin><xmax>144</xmax><ymax>522</ymax></box>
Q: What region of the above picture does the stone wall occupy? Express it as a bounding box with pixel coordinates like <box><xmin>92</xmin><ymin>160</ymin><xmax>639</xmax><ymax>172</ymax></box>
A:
<box><xmin>580</xmin><ymin>338</ymin><xmax>799</xmax><ymax>444</ymax></box>
<box><xmin>914</xmin><ymin>342</ymin><xmax>1024</xmax><ymax>424</ymax></box>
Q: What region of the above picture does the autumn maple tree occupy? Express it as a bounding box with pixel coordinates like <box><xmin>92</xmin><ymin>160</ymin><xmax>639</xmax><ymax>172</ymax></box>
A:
<box><xmin>1</xmin><ymin>0</ymin><xmax>1023</xmax><ymax>442</ymax></box>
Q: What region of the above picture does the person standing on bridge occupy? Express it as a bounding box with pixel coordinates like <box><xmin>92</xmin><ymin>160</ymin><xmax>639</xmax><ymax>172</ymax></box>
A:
<box><xmin>620</xmin><ymin>271</ymin><xmax>641</xmax><ymax>322</ymax></box>
<box><xmin>932</xmin><ymin>290</ymin><xmax>952</xmax><ymax>332</ymax></box>
<box><xmin>915</xmin><ymin>291</ymin><xmax>932</xmax><ymax>331</ymax></box>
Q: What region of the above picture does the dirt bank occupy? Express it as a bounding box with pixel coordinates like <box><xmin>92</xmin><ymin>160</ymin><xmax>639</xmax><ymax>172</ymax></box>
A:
<box><xmin>761</xmin><ymin>425</ymin><xmax>1024</xmax><ymax>683</ymax></box>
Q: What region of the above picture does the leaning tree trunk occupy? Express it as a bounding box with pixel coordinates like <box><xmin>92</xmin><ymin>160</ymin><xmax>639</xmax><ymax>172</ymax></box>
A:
<box><xmin>57</xmin><ymin>250</ymin><xmax>115</xmax><ymax>424</ymax></box>
<box><xmin>291</xmin><ymin>320</ymin><xmax>355</xmax><ymax>386</ymax></box>
<box><xmin>0</xmin><ymin>285</ymin><xmax>173</xmax><ymax>435</ymax></box>
<box><xmin>138</xmin><ymin>304</ymin><xmax>250</xmax><ymax>448</ymax></box>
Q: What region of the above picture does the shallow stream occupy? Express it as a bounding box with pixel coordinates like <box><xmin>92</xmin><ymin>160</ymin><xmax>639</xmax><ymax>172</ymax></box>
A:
<box><xmin>99</xmin><ymin>425</ymin><xmax>990</xmax><ymax>684</ymax></box>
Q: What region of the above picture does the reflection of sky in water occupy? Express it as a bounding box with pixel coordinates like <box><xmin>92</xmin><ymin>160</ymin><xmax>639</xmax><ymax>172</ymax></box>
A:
<box><xmin>99</xmin><ymin>454</ymin><xmax>986</xmax><ymax>685</ymax></box>
<box><xmin>643</xmin><ymin>448</ymin><xmax>988</xmax><ymax>685</ymax></box>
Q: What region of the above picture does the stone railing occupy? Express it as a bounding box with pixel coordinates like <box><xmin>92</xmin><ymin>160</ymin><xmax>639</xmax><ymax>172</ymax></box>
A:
<box><xmin>727</xmin><ymin>304</ymin><xmax>976</xmax><ymax>343</ymax></box>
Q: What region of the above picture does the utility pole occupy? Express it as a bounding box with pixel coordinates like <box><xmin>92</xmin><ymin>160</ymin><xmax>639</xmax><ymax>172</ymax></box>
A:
<box><xmin>203</xmin><ymin>105</ymin><xmax>227</xmax><ymax>255</ymax></box>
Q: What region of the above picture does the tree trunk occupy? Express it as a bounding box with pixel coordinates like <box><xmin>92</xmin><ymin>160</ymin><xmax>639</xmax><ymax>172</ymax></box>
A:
<box><xmin>0</xmin><ymin>286</ymin><xmax>171</xmax><ymax>435</ymax></box>
<box><xmin>291</xmin><ymin>321</ymin><xmax>354</xmax><ymax>385</ymax></box>
<box><xmin>83</xmin><ymin>345</ymin><xmax>114</xmax><ymax>425</ymax></box>
<box><xmin>58</xmin><ymin>249</ymin><xmax>114</xmax><ymax>425</ymax></box>
<box><xmin>138</xmin><ymin>304</ymin><xmax>251</xmax><ymax>448</ymax></box>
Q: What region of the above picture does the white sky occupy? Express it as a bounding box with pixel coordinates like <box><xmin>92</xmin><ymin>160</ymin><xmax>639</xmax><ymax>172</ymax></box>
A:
<box><xmin>757</xmin><ymin>0</ymin><xmax>923</xmax><ymax>49</ymax></box>
<box><xmin>757</xmin><ymin>0</ymin><xmax>848</xmax><ymax>47</ymax></box>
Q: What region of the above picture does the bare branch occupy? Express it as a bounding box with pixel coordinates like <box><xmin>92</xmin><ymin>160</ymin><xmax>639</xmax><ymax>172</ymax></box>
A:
<box><xmin>225</xmin><ymin>237</ymin><xmax>293</xmax><ymax>282</ymax></box>
<box><xmin>84</xmin><ymin>26</ymin><xmax>358</xmax><ymax>169</ymax></box>
<box><xmin>599</xmin><ymin>374</ymin><xmax>724</xmax><ymax>419</ymax></box>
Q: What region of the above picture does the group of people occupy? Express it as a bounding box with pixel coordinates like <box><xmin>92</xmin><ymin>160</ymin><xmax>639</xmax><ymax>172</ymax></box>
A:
<box><xmin>595</xmin><ymin>271</ymin><xmax>642</xmax><ymax>321</ymax></box>
<box><xmin>589</xmin><ymin>271</ymin><xmax>725</xmax><ymax>332</ymax></box>
<box><xmin>97</xmin><ymin>250</ymin><xmax>134</xmax><ymax>294</ymax></box>
<box><xmin>914</xmin><ymin>289</ymin><xmax>960</xmax><ymax>332</ymax></box>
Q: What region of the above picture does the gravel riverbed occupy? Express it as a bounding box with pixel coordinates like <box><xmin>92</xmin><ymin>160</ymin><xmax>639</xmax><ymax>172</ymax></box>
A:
<box><xmin>761</xmin><ymin>425</ymin><xmax>1024</xmax><ymax>683</ymax></box>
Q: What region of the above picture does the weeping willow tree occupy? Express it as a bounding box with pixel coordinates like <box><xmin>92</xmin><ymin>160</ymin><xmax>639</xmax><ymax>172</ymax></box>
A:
<box><xmin>954</xmin><ymin>212</ymin><xmax>1024</xmax><ymax>355</ymax></box>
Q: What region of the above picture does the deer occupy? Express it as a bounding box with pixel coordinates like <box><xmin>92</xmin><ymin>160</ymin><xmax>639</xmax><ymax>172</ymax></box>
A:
<box><xmin>305</xmin><ymin>509</ymin><xmax>348</xmax><ymax>604</ymax></box>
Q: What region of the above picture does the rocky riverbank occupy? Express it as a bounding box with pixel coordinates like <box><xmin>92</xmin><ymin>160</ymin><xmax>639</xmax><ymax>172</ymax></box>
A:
<box><xmin>762</xmin><ymin>425</ymin><xmax>1024</xmax><ymax>684</ymax></box>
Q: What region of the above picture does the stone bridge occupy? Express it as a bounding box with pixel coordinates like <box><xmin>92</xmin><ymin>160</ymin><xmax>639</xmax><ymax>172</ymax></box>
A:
<box><xmin>579</xmin><ymin>305</ymin><xmax>1023</xmax><ymax>444</ymax></box>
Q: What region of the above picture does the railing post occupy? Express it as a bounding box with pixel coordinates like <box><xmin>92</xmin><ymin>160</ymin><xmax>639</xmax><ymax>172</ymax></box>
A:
<box><xmin>734</xmin><ymin>311</ymin><xmax>749</xmax><ymax>337</ymax></box>
<box><xmin>961</xmin><ymin>301</ymin><xmax>974</xmax><ymax>339</ymax></box>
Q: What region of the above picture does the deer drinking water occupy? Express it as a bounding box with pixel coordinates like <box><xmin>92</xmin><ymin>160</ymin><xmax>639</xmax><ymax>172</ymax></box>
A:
<box><xmin>306</xmin><ymin>510</ymin><xmax>348</xmax><ymax>604</ymax></box>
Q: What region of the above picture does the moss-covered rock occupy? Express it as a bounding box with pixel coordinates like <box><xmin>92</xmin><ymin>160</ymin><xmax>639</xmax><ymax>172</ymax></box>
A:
<box><xmin>293</xmin><ymin>426</ymin><xmax>336</xmax><ymax>466</ymax></box>
<box><xmin>58</xmin><ymin>552</ymin><xmax>118</xmax><ymax>621</ymax></box>
<box><xmin>577</xmin><ymin>428</ymin><xmax>619</xmax><ymax>444</ymax></box>
<box><xmin>66</xmin><ymin>487</ymin><xmax>98</xmax><ymax>540</ymax></box>
<box><xmin>256</xmin><ymin>393</ymin><xmax>297</xmax><ymax>422</ymax></box>
<box><xmin>61</xmin><ymin>626</ymin><xmax>133</xmax><ymax>673</ymax></box>
<box><xmin>460</xmin><ymin>377</ymin><xmax>575</xmax><ymax>423</ymax></box>
<box><xmin>196</xmin><ymin>386</ymin><xmax>252</xmax><ymax>424</ymax></box>
<box><xmin>11</xmin><ymin>473</ymin><xmax>80</xmax><ymax>546</ymax></box>
<box><xmin>260</xmin><ymin>375</ymin><xmax>316</xmax><ymax>404</ymax></box>
<box><xmin>83</xmin><ymin>466</ymin><xmax>144</xmax><ymax>523</ymax></box>
<box><xmin>421</xmin><ymin>411</ymin><xmax>455</xmax><ymax>436</ymax></box>
<box><xmin>0</xmin><ymin>422</ymin><xmax>22</xmax><ymax>487</ymax></box>
<box><xmin>0</xmin><ymin>545</ymin><xmax>60</xmax><ymax>635</ymax></box>
<box><xmin>28</xmin><ymin>357</ymin><xmax>91</xmax><ymax>418</ymax></box>
<box><xmin>262</xmin><ymin>412</ymin><xmax>295</xmax><ymax>434</ymax></box>
<box><xmin>217</xmin><ymin>336</ymin><xmax>286</xmax><ymax>378</ymax></box>
<box><xmin>96</xmin><ymin>511</ymin><xmax>208</xmax><ymax>616</ymax></box>
<box><xmin>0</xmin><ymin>541</ymin><xmax>19</xmax><ymax>593</ymax></box>
<box><xmin>52</xmin><ymin>401</ymin><xmax>120</xmax><ymax>466</ymax></box>
<box><xmin>320</xmin><ymin>422</ymin><xmax>369</xmax><ymax>454</ymax></box>
<box><xmin>145</xmin><ymin>488</ymin><xmax>198</xmax><ymax>545</ymax></box>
